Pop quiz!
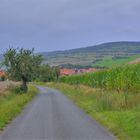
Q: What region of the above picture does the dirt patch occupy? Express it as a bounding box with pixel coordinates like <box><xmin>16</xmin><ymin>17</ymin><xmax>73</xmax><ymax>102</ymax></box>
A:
<box><xmin>128</xmin><ymin>58</ymin><xmax>140</xmax><ymax>64</ymax></box>
<box><xmin>0</xmin><ymin>81</ymin><xmax>21</xmax><ymax>92</ymax></box>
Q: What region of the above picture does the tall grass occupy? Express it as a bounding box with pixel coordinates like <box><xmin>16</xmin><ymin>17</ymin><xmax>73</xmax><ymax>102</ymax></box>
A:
<box><xmin>46</xmin><ymin>83</ymin><xmax>140</xmax><ymax>140</ymax></box>
<box><xmin>0</xmin><ymin>85</ymin><xmax>38</xmax><ymax>129</ymax></box>
<box><xmin>60</xmin><ymin>64</ymin><xmax>140</xmax><ymax>93</ymax></box>
<box><xmin>43</xmin><ymin>63</ymin><xmax>140</xmax><ymax>140</ymax></box>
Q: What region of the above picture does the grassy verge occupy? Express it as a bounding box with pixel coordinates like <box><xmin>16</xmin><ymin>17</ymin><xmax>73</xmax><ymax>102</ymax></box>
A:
<box><xmin>0</xmin><ymin>85</ymin><xmax>38</xmax><ymax>129</ymax></box>
<box><xmin>46</xmin><ymin>82</ymin><xmax>140</xmax><ymax>140</ymax></box>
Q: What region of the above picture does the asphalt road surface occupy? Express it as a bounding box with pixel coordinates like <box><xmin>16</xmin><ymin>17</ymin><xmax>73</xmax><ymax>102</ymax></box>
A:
<box><xmin>0</xmin><ymin>86</ymin><xmax>117</xmax><ymax>140</ymax></box>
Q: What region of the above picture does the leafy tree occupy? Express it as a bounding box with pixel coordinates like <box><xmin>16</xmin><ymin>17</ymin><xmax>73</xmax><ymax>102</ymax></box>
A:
<box><xmin>1</xmin><ymin>75</ymin><xmax>6</xmax><ymax>81</ymax></box>
<box><xmin>54</xmin><ymin>66</ymin><xmax>60</xmax><ymax>81</ymax></box>
<box><xmin>37</xmin><ymin>65</ymin><xmax>60</xmax><ymax>82</ymax></box>
<box><xmin>3</xmin><ymin>48</ymin><xmax>43</xmax><ymax>92</ymax></box>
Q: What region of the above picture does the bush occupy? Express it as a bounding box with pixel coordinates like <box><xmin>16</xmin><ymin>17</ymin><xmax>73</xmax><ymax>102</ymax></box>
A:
<box><xmin>0</xmin><ymin>85</ymin><xmax>38</xmax><ymax>129</ymax></box>
<box><xmin>8</xmin><ymin>85</ymin><xmax>24</xmax><ymax>94</ymax></box>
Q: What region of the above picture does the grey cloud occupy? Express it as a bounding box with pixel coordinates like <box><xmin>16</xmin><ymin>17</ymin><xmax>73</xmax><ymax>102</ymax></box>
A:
<box><xmin>0</xmin><ymin>0</ymin><xmax>140</xmax><ymax>52</ymax></box>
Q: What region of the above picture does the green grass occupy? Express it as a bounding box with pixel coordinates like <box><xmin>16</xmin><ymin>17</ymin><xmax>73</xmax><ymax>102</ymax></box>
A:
<box><xmin>46</xmin><ymin>83</ymin><xmax>140</xmax><ymax>140</ymax></box>
<box><xmin>93</xmin><ymin>54</ymin><xmax>140</xmax><ymax>68</ymax></box>
<box><xmin>0</xmin><ymin>85</ymin><xmax>38</xmax><ymax>129</ymax></box>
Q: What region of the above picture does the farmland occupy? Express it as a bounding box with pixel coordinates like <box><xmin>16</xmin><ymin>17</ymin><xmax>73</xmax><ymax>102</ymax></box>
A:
<box><xmin>40</xmin><ymin>41</ymin><xmax>140</xmax><ymax>68</ymax></box>
<box><xmin>45</xmin><ymin>63</ymin><xmax>140</xmax><ymax>139</ymax></box>
<box><xmin>60</xmin><ymin>63</ymin><xmax>140</xmax><ymax>93</ymax></box>
<box><xmin>92</xmin><ymin>54</ymin><xmax>140</xmax><ymax>68</ymax></box>
<box><xmin>1</xmin><ymin>42</ymin><xmax>140</xmax><ymax>68</ymax></box>
<box><xmin>1</xmin><ymin>46</ymin><xmax>140</xmax><ymax>139</ymax></box>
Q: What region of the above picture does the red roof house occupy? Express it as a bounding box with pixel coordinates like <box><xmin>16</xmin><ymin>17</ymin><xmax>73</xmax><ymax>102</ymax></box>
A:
<box><xmin>60</xmin><ymin>69</ymin><xmax>76</xmax><ymax>76</ymax></box>
<box><xmin>0</xmin><ymin>71</ymin><xmax>7</xmax><ymax>78</ymax></box>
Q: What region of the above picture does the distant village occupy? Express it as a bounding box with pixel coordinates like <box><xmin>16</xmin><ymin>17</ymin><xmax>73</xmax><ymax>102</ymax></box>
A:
<box><xmin>0</xmin><ymin>68</ymin><xmax>98</xmax><ymax>81</ymax></box>
<box><xmin>60</xmin><ymin>68</ymin><xmax>98</xmax><ymax>76</ymax></box>
<box><xmin>0</xmin><ymin>70</ymin><xmax>7</xmax><ymax>81</ymax></box>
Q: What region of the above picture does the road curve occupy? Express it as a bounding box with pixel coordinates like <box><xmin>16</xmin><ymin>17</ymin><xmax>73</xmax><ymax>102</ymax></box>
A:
<box><xmin>0</xmin><ymin>86</ymin><xmax>117</xmax><ymax>140</ymax></box>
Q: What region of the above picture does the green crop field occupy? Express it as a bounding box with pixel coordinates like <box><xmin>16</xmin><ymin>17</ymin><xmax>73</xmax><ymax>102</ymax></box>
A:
<box><xmin>92</xmin><ymin>54</ymin><xmax>140</xmax><ymax>68</ymax></box>
<box><xmin>60</xmin><ymin>63</ymin><xmax>140</xmax><ymax>93</ymax></box>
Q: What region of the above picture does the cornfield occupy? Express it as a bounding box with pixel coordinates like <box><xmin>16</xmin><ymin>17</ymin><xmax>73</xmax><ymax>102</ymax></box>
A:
<box><xmin>60</xmin><ymin>64</ymin><xmax>140</xmax><ymax>93</ymax></box>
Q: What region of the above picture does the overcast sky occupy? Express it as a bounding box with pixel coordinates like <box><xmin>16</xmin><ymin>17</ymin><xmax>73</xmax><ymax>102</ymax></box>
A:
<box><xmin>0</xmin><ymin>0</ymin><xmax>140</xmax><ymax>53</ymax></box>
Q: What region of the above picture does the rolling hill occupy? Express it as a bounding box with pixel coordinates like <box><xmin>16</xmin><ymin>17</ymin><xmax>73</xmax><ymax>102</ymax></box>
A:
<box><xmin>41</xmin><ymin>41</ymin><xmax>140</xmax><ymax>68</ymax></box>
<box><xmin>1</xmin><ymin>41</ymin><xmax>140</xmax><ymax>68</ymax></box>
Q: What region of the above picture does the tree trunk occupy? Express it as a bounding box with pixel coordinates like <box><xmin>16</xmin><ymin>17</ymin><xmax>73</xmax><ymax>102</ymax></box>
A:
<box><xmin>21</xmin><ymin>76</ymin><xmax>28</xmax><ymax>93</ymax></box>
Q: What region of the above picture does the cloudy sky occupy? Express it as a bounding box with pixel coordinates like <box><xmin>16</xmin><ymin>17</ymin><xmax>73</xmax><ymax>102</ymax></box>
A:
<box><xmin>0</xmin><ymin>0</ymin><xmax>140</xmax><ymax>53</ymax></box>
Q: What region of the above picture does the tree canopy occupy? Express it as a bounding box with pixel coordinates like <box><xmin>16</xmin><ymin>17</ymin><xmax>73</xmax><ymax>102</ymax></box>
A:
<box><xmin>37</xmin><ymin>65</ymin><xmax>60</xmax><ymax>82</ymax></box>
<box><xmin>3</xmin><ymin>48</ymin><xmax>43</xmax><ymax>92</ymax></box>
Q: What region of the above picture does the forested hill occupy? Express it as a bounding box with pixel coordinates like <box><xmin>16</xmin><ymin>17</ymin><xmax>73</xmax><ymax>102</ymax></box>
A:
<box><xmin>41</xmin><ymin>41</ymin><xmax>140</xmax><ymax>67</ymax></box>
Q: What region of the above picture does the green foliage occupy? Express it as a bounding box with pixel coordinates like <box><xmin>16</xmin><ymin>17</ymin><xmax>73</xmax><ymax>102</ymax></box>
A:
<box><xmin>8</xmin><ymin>86</ymin><xmax>25</xmax><ymax>94</ymax></box>
<box><xmin>0</xmin><ymin>76</ymin><xmax>6</xmax><ymax>81</ymax></box>
<box><xmin>36</xmin><ymin>65</ymin><xmax>60</xmax><ymax>82</ymax></box>
<box><xmin>60</xmin><ymin>64</ymin><xmax>140</xmax><ymax>93</ymax></box>
<box><xmin>3</xmin><ymin>48</ymin><xmax>43</xmax><ymax>92</ymax></box>
<box><xmin>0</xmin><ymin>85</ymin><xmax>38</xmax><ymax>129</ymax></box>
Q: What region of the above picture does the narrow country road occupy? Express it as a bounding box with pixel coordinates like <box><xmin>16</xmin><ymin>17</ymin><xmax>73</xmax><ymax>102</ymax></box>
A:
<box><xmin>0</xmin><ymin>86</ymin><xmax>117</xmax><ymax>140</ymax></box>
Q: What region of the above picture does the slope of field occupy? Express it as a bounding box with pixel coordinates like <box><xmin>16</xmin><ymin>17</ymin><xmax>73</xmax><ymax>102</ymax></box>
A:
<box><xmin>41</xmin><ymin>41</ymin><xmax>140</xmax><ymax>67</ymax></box>
<box><xmin>93</xmin><ymin>54</ymin><xmax>140</xmax><ymax>68</ymax></box>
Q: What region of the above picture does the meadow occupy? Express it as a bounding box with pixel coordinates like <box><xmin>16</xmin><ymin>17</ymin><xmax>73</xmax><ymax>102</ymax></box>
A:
<box><xmin>92</xmin><ymin>54</ymin><xmax>140</xmax><ymax>68</ymax></box>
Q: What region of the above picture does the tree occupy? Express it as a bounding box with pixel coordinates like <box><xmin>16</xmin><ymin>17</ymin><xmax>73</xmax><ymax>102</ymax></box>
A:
<box><xmin>3</xmin><ymin>48</ymin><xmax>43</xmax><ymax>92</ymax></box>
<box><xmin>54</xmin><ymin>66</ymin><xmax>60</xmax><ymax>81</ymax></box>
<box><xmin>37</xmin><ymin>65</ymin><xmax>60</xmax><ymax>82</ymax></box>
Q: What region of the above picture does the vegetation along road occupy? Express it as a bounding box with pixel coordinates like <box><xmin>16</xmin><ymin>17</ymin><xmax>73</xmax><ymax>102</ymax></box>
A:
<box><xmin>0</xmin><ymin>86</ymin><xmax>116</xmax><ymax>140</ymax></box>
